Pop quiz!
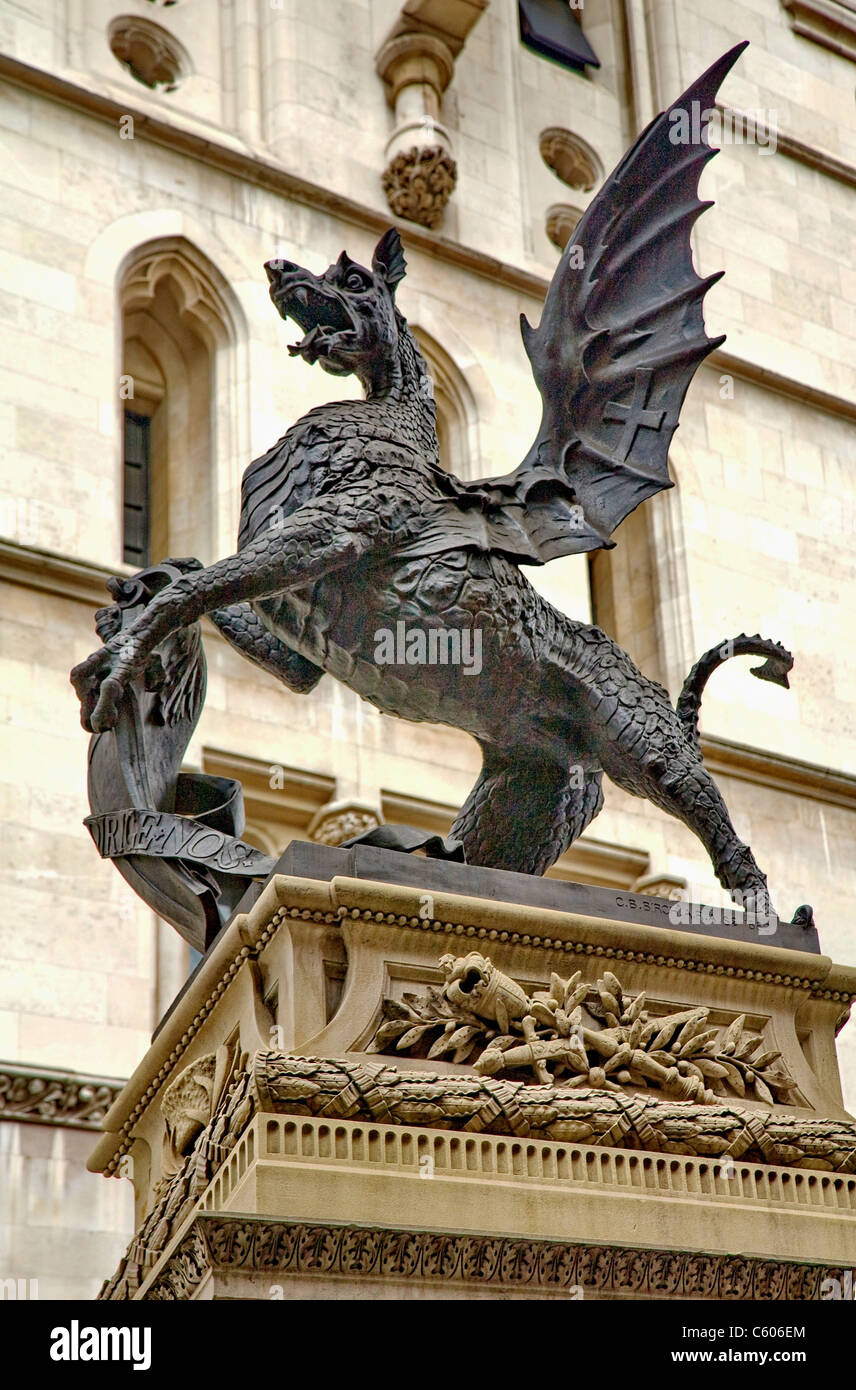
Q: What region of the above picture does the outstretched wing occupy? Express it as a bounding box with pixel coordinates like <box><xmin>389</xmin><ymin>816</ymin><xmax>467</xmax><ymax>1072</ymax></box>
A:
<box><xmin>462</xmin><ymin>43</ymin><xmax>747</xmax><ymax>565</ymax></box>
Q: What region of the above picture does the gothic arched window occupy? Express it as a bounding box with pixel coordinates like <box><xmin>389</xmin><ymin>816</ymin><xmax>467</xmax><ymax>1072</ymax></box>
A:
<box><xmin>119</xmin><ymin>240</ymin><xmax>241</xmax><ymax>568</ymax></box>
<box><xmin>587</xmin><ymin>467</ymin><xmax>693</xmax><ymax>695</ymax></box>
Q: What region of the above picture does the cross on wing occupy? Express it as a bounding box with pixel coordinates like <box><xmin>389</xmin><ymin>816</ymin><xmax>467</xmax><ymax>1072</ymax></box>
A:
<box><xmin>604</xmin><ymin>368</ymin><xmax>668</xmax><ymax>463</ymax></box>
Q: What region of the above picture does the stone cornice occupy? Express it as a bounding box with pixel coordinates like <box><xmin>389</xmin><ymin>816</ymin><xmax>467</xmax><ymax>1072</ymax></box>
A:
<box><xmin>709</xmin><ymin>348</ymin><xmax>856</xmax><ymax>426</ymax></box>
<box><xmin>780</xmin><ymin>0</ymin><xmax>856</xmax><ymax>63</ymax></box>
<box><xmin>200</xmin><ymin>748</ymin><xmax>335</xmax><ymax>826</ymax></box>
<box><xmin>0</xmin><ymin>54</ymin><xmax>547</xmax><ymax>302</ymax></box>
<box><xmin>3</xmin><ymin>52</ymin><xmax>856</xmax><ymax>323</ymax></box>
<box><xmin>0</xmin><ymin>538</ymin><xmax>122</xmax><ymax>608</ymax></box>
<box><xmin>717</xmin><ymin>101</ymin><xmax>856</xmax><ymax>190</ymax></box>
<box><xmin>332</xmin><ymin>878</ymin><xmax>853</xmax><ymax>999</ymax></box>
<box><xmin>140</xmin><ymin>1213</ymin><xmax>848</xmax><ymax>1300</ymax></box>
<box><xmin>701</xmin><ymin>734</ymin><xmax>856</xmax><ymax>812</ymax></box>
<box><xmin>0</xmin><ymin>1060</ymin><xmax>125</xmax><ymax>1130</ymax></box>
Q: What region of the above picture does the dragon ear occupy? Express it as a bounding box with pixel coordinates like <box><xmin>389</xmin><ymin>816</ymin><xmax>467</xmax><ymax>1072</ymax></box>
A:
<box><xmin>372</xmin><ymin>228</ymin><xmax>407</xmax><ymax>291</ymax></box>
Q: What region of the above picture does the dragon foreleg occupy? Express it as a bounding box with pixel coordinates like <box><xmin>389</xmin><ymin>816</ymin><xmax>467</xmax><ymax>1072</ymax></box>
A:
<box><xmin>71</xmin><ymin>497</ymin><xmax>379</xmax><ymax>732</ymax></box>
<box><xmin>208</xmin><ymin>603</ymin><xmax>324</xmax><ymax>694</ymax></box>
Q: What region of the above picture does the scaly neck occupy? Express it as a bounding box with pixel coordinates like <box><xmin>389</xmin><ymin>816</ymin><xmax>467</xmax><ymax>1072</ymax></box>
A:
<box><xmin>365</xmin><ymin>317</ymin><xmax>439</xmax><ymax>463</ymax></box>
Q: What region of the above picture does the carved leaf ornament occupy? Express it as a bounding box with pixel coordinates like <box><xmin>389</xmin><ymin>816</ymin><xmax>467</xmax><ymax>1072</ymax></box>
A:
<box><xmin>370</xmin><ymin>954</ymin><xmax>798</xmax><ymax>1103</ymax></box>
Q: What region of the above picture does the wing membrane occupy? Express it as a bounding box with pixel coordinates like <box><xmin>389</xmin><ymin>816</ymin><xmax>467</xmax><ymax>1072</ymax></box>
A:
<box><xmin>464</xmin><ymin>43</ymin><xmax>747</xmax><ymax>564</ymax></box>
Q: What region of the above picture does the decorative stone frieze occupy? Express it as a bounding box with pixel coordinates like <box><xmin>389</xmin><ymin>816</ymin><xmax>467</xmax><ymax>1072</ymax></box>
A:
<box><xmin>144</xmin><ymin>1215</ymin><xmax>848</xmax><ymax>1301</ymax></box>
<box><xmin>0</xmin><ymin>1062</ymin><xmax>124</xmax><ymax>1130</ymax></box>
<box><xmin>252</xmin><ymin>1053</ymin><xmax>856</xmax><ymax>1167</ymax></box>
<box><xmin>369</xmin><ymin>956</ymin><xmax>802</xmax><ymax>1102</ymax></box>
<box><xmin>97</xmin><ymin>1049</ymin><xmax>856</xmax><ymax>1298</ymax></box>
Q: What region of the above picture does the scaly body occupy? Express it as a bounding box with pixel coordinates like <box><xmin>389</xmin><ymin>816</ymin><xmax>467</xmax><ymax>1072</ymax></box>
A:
<box><xmin>72</xmin><ymin>126</ymin><xmax>797</xmax><ymax>907</ymax></box>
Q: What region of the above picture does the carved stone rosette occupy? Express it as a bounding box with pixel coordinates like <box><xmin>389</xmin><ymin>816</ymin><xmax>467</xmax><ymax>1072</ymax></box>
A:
<box><xmin>307</xmin><ymin>799</ymin><xmax>382</xmax><ymax>848</ymax></box>
<box><xmin>381</xmin><ymin>146</ymin><xmax>458</xmax><ymax>230</ymax></box>
<box><xmin>374</xmin><ymin>10</ymin><xmax>485</xmax><ymax>229</ymax></box>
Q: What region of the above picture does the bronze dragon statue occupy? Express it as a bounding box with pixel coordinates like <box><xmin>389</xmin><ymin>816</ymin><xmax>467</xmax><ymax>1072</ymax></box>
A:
<box><xmin>72</xmin><ymin>44</ymin><xmax>804</xmax><ymax>931</ymax></box>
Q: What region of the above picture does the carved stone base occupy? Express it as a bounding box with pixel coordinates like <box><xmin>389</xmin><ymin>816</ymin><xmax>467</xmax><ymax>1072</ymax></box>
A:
<box><xmin>89</xmin><ymin>858</ymin><xmax>856</xmax><ymax>1299</ymax></box>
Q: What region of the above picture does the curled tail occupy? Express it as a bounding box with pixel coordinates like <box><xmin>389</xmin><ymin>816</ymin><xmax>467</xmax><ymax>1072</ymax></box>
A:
<box><xmin>677</xmin><ymin>633</ymin><xmax>793</xmax><ymax>751</ymax></box>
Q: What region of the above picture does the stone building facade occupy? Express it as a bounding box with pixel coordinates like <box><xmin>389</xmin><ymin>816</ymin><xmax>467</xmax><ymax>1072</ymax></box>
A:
<box><xmin>0</xmin><ymin>0</ymin><xmax>853</xmax><ymax>1298</ymax></box>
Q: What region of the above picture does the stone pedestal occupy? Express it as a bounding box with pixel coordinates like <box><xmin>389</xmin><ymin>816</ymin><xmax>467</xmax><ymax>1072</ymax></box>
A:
<box><xmin>90</xmin><ymin>848</ymin><xmax>856</xmax><ymax>1300</ymax></box>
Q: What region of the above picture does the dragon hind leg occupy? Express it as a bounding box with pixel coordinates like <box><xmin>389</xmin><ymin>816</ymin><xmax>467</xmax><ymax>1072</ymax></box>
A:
<box><xmin>451</xmin><ymin>745</ymin><xmax>604</xmax><ymax>876</ymax></box>
<box><xmin>608</xmin><ymin>748</ymin><xmax>775</xmax><ymax>918</ymax></box>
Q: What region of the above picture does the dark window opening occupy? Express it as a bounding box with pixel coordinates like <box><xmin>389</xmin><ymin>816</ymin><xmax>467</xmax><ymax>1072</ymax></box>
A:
<box><xmin>123</xmin><ymin>410</ymin><xmax>151</xmax><ymax>567</ymax></box>
<box><xmin>518</xmin><ymin>0</ymin><xmax>600</xmax><ymax>72</ymax></box>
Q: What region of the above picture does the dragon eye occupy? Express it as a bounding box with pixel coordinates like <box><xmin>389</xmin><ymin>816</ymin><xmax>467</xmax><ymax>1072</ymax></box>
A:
<box><xmin>346</xmin><ymin>271</ymin><xmax>365</xmax><ymax>291</ymax></box>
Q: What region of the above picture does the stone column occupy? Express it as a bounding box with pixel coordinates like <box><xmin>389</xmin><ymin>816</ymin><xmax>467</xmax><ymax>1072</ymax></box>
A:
<box><xmin>374</xmin><ymin>0</ymin><xmax>488</xmax><ymax>230</ymax></box>
<box><xmin>376</xmin><ymin>32</ymin><xmax>457</xmax><ymax>229</ymax></box>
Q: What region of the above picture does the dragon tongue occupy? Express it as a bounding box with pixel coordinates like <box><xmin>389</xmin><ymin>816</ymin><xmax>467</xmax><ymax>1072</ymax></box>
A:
<box><xmin>288</xmin><ymin>324</ymin><xmax>325</xmax><ymax>358</ymax></box>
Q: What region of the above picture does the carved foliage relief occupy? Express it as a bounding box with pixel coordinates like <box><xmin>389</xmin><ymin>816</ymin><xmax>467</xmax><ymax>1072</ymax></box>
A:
<box><xmin>368</xmin><ymin>954</ymin><xmax>800</xmax><ymax>1105</ymax></box>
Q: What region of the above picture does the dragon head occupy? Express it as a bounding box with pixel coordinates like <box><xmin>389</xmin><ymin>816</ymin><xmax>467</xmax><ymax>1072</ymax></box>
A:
<box><xmin>265</xmin><ymin>228</ymin><xmax>408</xmax><ymax>397</ymax></box>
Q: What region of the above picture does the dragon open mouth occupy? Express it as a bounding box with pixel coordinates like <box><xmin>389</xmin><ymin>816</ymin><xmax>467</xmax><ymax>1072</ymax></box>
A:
<box><xmin>264</xmin><ymin>261</ymin><xmax>357</xmax><ymax>365</ymax></box>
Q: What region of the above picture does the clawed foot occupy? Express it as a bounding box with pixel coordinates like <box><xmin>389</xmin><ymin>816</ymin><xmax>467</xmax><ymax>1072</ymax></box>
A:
<box><xmin>71</xmin><ymin>636</ymin><xmax>143</xmax><ymax>732</ymax></box>
<box><xmin>75</xmin><ymin>557</ymin><xmax>203</xmax><ymax>732</ymax></box>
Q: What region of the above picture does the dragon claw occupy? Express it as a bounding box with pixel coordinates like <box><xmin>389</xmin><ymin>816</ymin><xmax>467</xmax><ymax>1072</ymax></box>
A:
<box><xmin>71</xmin><ymin>643</ymin><xmax>138</xmax><ymax>733</ymax></box>
<box><xmin>90</xmin><ymin>675</ymin><xmax>125</xmax><ymax>732</ymax></box>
